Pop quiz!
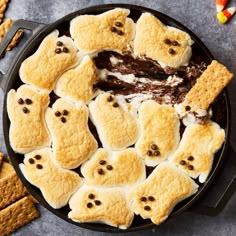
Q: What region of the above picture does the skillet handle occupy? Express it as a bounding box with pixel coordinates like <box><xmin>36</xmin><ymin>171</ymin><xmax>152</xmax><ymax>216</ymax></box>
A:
<box><xmin>0</xmin><ymin>19</ymin><xmax>45</xmax><ymax>91</ymax></box>
<box><xmin>188</xmin><ymin>145</ymin><xmax>236</xmax><ymax>216</ymax></box>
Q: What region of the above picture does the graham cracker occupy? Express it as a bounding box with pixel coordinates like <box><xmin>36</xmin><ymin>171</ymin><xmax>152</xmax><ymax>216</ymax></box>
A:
<box><xmin>27</xmin><ymin>193</ymin><xmax>39</xmax><ymax>204</ymax></box>
<box><xmin>0</xmin><ymin>196</ymin><xmax>39</xmax><ymax>236</ymax></box>
<box><xmin>0</xmin><ymin>0</ymin><xmax>9</xmax><ymax>24</ymax></box>
<box><xmin>0</xmin><ymin>161</ymin><xmax>28</xmax><ymax>210</ymax></box>
<box><xmin>185</xmin><ymin>60</ymin><xmax>234</xmax><ymax>110</ymax></box>
<box><xmin>0</xmin><ymin>18</ymin><xmax>23</xmax><ymax>52</ymax></box>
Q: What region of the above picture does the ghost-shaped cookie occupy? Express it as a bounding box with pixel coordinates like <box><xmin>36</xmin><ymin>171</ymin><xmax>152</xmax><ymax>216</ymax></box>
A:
<box><xmin>127</xmin><ymin>162</ymin><xmax>198</xmax><ymax>225</ymax></box>
<box><xmin>7</xmin><ymin>84</ymin><xmax>51</xmax><ymax>154</ymax></box>
<box><xmin>69</xmin><ymin>185</ymin><xmax>134</xmax><ymax>229</ymax></box>
<box><xmin>45</xmin><ymin>98</ymin><xmax>97</xmax><ymax>169</ymax></box>
<box><xmin>19</xmin><ymin>147</ymin><xmax>82</xmax><ymax>209</ymax></box>
<box><xmin>89</xmin><ymin>92</ymin><xmax>139</xmax><ymax>150</ymax></box>
<box><xmin>135</xmin><ymin>100</ymin><xmax>180</xmax><ymax>166</ymax></box>
<box><xmin>19</xmin><ymin>30</ymin><xmax>80</xmax><ymax>92</ymax></box>
<box><xmin>169</xmin><ymin>121</ymin><xmax>225</xmax><ymax>183</ymax></box>
<box><xmin>81</xmin><ymin>148</ymin><xmax>146</xmax><ymax>187</ymax></box>
<box><xmin>70</xmin><ymin>8</ymin><xmax>135</xmax><ymax>53</ymax></box>
<box><xmin>134</xmin><ymin>13</ymin><xmax>193</xmax><ymax>68</ymax></box>
<box><xmin>54</xmin><ymin>55</ymin><xmax>98</xmax><ymax>103</ymax></box>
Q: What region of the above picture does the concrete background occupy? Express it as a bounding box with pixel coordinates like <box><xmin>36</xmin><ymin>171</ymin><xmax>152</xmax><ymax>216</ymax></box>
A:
<box><xmin>0</xmin><ymin>0</ymin><xmax>235</xmax><ymax>235</ymax></box>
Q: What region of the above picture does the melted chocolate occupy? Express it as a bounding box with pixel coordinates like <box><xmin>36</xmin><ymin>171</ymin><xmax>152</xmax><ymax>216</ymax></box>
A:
<box><xmin>93</xmin><ymin>51</ymin><xmax>207</xmax><ymax>104</ymax></box>
<box><xmin>49</xmin><ymin>91</ymin><xmax>60</xmax><ymax>107</ymax></box>
<box><xmin>94</xmin><ymin>51</ymin><xmax>168</xmax><ymax>79</ymax></box>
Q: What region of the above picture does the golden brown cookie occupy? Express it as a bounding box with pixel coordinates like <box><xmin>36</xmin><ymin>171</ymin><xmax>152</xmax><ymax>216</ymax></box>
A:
<box><xmin>135</xmin><ymin>100</ymin><xmax>180</xmax><ymax>166</ymax></box>
<box><xmin>54</xmin><ymin>55</ymin><xmax>98</xmax><ymax>103</ymax></box>
<box><xmin>81</xmin><ymin>148</ymin><xmax>145</xmax><ymax>187</ymax></box>
<box><xmin>69</xmin><ymin>185</ymin><xmax>134</xmax><ymax>229</ymax></box>
<box><xmin>19</xmin><ymin>147</ymin><xmax>82</xmax><ymax>209</ymax></box>
<box><xmin>169</xmin><ymin>121</ymin><xmax>225</xmax><ymax>183</ymax></box>
<box><xmin>127</xmin><ymin>162</ymin><xmax>198</xmax><ymax>225</ymax></box>
<box><xmin>134</xmin><ymin>13</ymin><xmax>193</xmax><ymax>68</ymax></box>
<box><xmin>70</xmin><ymin>8</ymin><xmax>135</xmax><ymax>53</ymax></box>
<box><xmin>89</xmin><ymin>92</ymin><xmax>139</xmax><ymax>150</ymax></box>
<box><xmin>19</xmin><ymin>30</ymin><xmax>80</xmax><ymax>92</ymax></box>
<box><xmin>45</xmin><ymin>98</ymin><xmax>97</xmax><ymax>169</ymax></box>
<box><xmin>7</xmin><ymin>84</ymin><xmax>51</xmax><ymax>154</ymax></box>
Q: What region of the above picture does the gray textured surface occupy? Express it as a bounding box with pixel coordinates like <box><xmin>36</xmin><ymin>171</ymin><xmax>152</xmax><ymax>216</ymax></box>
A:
<box><xmin>0</xmin><ymin>0</ymin><xmax>235</xmax><ymax>235</ymax></box>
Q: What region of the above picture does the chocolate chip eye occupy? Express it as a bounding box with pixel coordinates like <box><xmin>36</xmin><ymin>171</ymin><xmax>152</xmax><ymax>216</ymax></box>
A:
<box><xmin>151</xmin><ymin>144</ymin><xmax>158</xmax><ymax>150</ymax></box>
<box><xmin>117</xmin><ymin>30</ymin><xmax>124</xmax><ymax>35</ymax></box>
<box><xmin>57</xmin><ymin>41</ymin><xmax>63</xmax><ymax>46</ymax></box>
<box><xmin>55</xmin><ymin>48</ymin><xmax>62</xmax><ymax>54</ymax></box>
<box><xmin>187</xmin><ymin>156</ymin><xmax>194</xmax><ymax>161</ymax></box>
<box><xmin>146</xmin><ymin>150</ymin><xmax>152</xmax><ymax>156</ymax></box>
<box><xmin>153</xmin><ymin>150</ymin><xmax>160</xmax><ymax>156</ymax></box>
<box><xmin>87</xmin><ymin>202</ymin><xmax>93</xmax><ymax>208</ymax></box>
<box><xmin>28</xmin><ymin>158</ymin><xmax>35</xmax><ymax>164</ymax></box>
<box><xmin>17</xmin><ymin>98</ymin><xmax>24</xmax><ymax>104</ymax></box>
<box><xmin>115</xmin><ymin>21</ymin><xmax>123</xmax><ymax>27</ymax></box>
<box><xmin>62</xmin><ymin>110</ymin><xmax>69</xmax><ymax>116</ymax></box>
<box><xmin>22</xmin><ymin>107</ymin><xmax>29</xmax><ymax>113</ymax></box>
<box><xmin>62</xmin><ymin>47</ymin><xmax>69</xmax><ymax>53</ymax></box>
<box><xmin>34</xmin><ymin>155</ymin><xmax>42</xmax><ymax>160</ymax></box>
<box><xmin>106</xmin><ymin>165</ymin><xmax>113</xmax><ymax>171</ymax></box>
<box><xmin>148</xmin><ymin>196</ymin><xmax>155</xmax><ymax>201</ymax></box>
<box><xmin>94</xmin><ymin>200</ymin><xmax>101</xmax><ymax>206</ymax></box>
<box><xmin>140</xmin><ymin>197</ymin><xmax>147</xmax><ymax>202</ymax></box>
<box><xmin>180</xmin><ymin>160</ymin><xmax>186</xmax><ymax>165</ymax></box>
<box><xmin>55</xmin><ymin>111</ymin><xmax>61</xmax><ymax>117</ymax></box>
<box><xmin>144</xmin><ymin>205</ymin><xmax>151</xmax><ymax>211</ymax></box>
<box><xmin>36</xmin><ymin>164</ymin><xmax>43</xmax><ymax>169</ymax></box>
<box><xmin>99</xmin><ymin>160</ymin><xmax>106</xmax><ymax>165</ymax></box>
<box><xmin>172</xmin><ymin>40</ymin><xmax>179</xmax><ymax>46</ymax></box>
<box><xmin>111</xmin><ymin>27</ymin><xmax>117</xmax><ymax>32</ymax></box>
<box><xmin>164</xmin><ymin>38</ymin><xmax>171</xmax><ymax>44</ymax></box>
<box><xmin>25</xmin><ymin>98</ymin><xmax>32</xmax><ymax>105</ymax></box>
<box><xmin>88</xmin><ymin>193</ymin><xmax>95</xmax><ymax>200</ymax></box>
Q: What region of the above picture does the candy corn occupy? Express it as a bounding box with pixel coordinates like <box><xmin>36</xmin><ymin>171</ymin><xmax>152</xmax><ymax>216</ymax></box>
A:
<box><xmin>216</xmin><ymin>0</ymin><xmax>228</xmax><ymax>12</ymax></box>
<box><xmin>217</xmin><ymin>7</ymin><xmax>236</xmax><ymax>24</ymax></box>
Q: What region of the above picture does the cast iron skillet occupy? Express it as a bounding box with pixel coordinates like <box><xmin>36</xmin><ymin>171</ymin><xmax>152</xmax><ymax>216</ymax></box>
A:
<box><xmin>0</xmin><ymin>4</ymin><xmax>235</xmax><ymax>233</ymax></box>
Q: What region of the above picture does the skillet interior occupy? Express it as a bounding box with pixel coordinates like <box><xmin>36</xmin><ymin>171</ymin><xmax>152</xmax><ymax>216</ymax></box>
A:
<box><xmin>2</xmin><ymin>4</ymin><xmax>231</xmax><ymax>233</ymax></box>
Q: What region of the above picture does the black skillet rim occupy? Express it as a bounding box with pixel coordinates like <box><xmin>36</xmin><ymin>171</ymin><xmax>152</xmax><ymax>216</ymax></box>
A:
<box><xmin>2</xmin><ymin>3</ymin><xmax>231</xmax><ymax>233</ymax></box>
